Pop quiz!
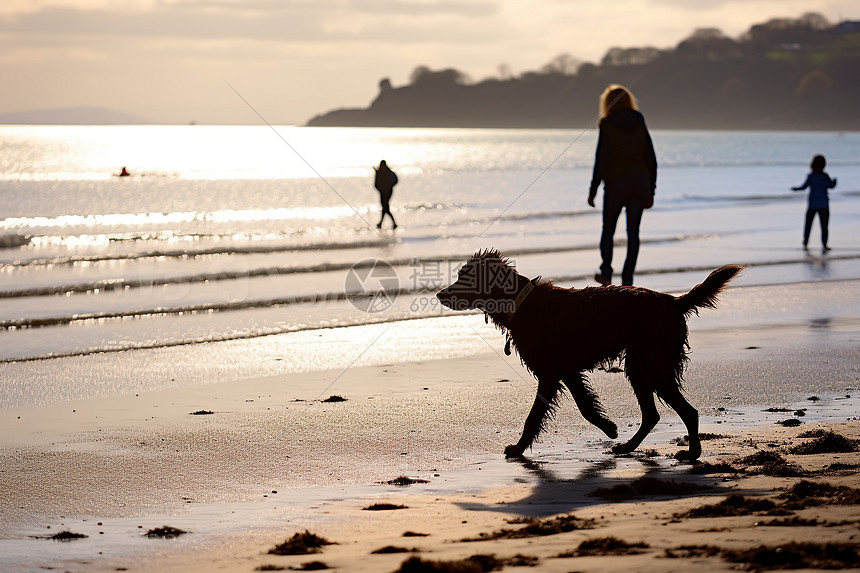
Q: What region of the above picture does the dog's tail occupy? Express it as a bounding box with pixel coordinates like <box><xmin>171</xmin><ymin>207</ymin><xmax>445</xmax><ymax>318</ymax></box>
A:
<box><xmin>676</xmin><ymin>265</ymin><xmax>743</xmax><ymax>317</ymax></box>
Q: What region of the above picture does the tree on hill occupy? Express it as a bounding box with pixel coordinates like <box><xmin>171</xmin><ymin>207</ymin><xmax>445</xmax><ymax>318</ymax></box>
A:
<box><xmin>306</xmin><ymin>12</ymin><xmax>860</xmax><ymax>131</ymax></box>
<box><xmin>410</xmin><ymin>67</ymin><xmax>470</xmax><ymax>86</ymax></box>
<box><xmin>540</xmin><ymin>53</ymin><xmax>583</xmax><ymax>75</ymax></box>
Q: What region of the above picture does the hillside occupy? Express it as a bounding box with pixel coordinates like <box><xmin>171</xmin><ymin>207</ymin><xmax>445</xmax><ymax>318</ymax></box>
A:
<box><xmin>308</xmin><ymin>14</ymin><xmax>860</xmax><ymax>131</ymax></box>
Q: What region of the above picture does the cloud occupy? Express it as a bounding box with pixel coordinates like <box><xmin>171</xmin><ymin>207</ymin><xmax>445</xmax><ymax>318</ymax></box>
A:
<box><xmin>0</xmin><ymin>1</ymin><xmax>500</xmax><ymax>44</ymax></box>
<box><xmin>177</xmin><ymin>0</ymin><xmax>497</xmax><ymax>17</ymax></box>
<box><xmin>1</xmin><ymin>0</ymin><xmax>856</xmax><ymax>124</ymax></box>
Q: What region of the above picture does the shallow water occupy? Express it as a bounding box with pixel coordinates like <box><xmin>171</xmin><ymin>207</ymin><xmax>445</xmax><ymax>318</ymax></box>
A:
<box><xmin>1</xmin><ymin>126</ymin><xmax>860</xmax><ymax>406</ymax></box>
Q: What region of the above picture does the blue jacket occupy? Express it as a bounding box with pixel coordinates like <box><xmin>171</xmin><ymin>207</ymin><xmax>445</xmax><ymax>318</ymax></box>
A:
<box><xmin>794</xmin><ymin>172</ymin><xmax>836</xmax><ymax>210</ymax></box>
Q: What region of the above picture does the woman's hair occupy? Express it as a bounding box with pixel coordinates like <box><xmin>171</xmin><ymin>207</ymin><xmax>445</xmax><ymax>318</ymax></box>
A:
<box><xmin>810</xmin><ymin>154</ymin><xmax>826</xmax><ymax>173</ymax></box>
<box><xmin>599</xmin><ymin>84</ymin><xmax>638</xmax><ymax>124</ymax></box>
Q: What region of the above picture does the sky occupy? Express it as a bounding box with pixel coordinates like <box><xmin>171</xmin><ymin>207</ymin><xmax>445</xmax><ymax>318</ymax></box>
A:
<box><xmin>1</xmin><ymin>0</ymin><xmax>857</xmax><ymax>125</ymax></box>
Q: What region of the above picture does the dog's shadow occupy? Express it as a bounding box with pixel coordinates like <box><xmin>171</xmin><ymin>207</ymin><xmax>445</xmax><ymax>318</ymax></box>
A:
<box><xmin>455</xmin><ymin>452</ymin><xmax>735</xmax><ymax>518</ymax></box>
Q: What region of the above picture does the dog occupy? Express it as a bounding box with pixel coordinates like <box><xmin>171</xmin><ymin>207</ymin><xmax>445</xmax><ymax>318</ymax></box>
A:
<box><xmin>436</xmin><ymin>249</ymin><xmax>742</xmax><ymax>460</ymax></box>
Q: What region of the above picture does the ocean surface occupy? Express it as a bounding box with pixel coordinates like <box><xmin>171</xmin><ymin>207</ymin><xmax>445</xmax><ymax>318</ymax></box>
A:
<box><xmin>2</xmin><ymin>126</ymin><xmax>860</xmax><ymax>408</ymax></box>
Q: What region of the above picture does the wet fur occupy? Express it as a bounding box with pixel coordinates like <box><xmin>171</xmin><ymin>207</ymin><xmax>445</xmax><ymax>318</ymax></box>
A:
<box><xmin>436</xmin><ymin>249</ymin><xmax>742</xmax><ymax>460</ymax></box>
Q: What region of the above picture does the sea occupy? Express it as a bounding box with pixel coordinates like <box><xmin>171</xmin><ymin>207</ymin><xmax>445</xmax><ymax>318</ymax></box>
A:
<box><xmin>2</xmin><ymin>125</ymin><xmax>860</xmax><ymax>409</ymax></box>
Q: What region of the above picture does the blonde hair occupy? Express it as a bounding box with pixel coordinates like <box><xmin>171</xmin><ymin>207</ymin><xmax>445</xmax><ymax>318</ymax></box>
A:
<box><xmin>599</xmin><ymin>84</ymin><xmax>638</xmax><ymax>124</ymax></box>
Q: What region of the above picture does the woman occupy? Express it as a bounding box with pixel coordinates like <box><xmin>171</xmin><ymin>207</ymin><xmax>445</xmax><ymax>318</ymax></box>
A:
<box><xmin>588</xmin><ymin>85</ymin><xmax>657</xmax><ymax>286</ymax></box>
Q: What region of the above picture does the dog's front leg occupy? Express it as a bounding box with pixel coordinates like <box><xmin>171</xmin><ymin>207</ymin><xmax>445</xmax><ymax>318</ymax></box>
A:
<box><xmin>504</xmin><ymin>379</ymin><xmax>560</xmax><ymax>457</ymax></box>
<box><xmin>563</xmin><ymin>373</ymin><xmax>618</xmax><ymax>439</ymax></box>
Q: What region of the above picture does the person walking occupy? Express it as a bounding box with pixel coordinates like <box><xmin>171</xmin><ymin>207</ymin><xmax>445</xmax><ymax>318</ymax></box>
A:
<box><xmin>374</xmin><ymin>160</ymin><xmax>398</xmax><ymax>229</ymax></box>
<box><xmin>792</xmin><ymin>154</ymin><xmax>836</xmax><ymax>251</ymax></box>
<box><xmin>588</xmin><ymin>84</ymin><xmax>657</xmax><ymax>286</ymax></box>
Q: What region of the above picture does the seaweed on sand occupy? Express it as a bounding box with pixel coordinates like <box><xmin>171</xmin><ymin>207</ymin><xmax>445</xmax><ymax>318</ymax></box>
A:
<box><xmin>557</xmin><ymin>536</ymin><xmax>649</xmax><ymax>557</ymax></box>
<box><xmin>268</xmin><ymin>531</ymin><xmax>334</xmax><ymax>555</ymax></box>
<box><xmin>755</xmin><ymin>516</ymin><xmax>821</xmax><ymax>527</ymax></box>
<box><xmin>382</xmin><ymin>476</ymin><xmax>430</xmax><ymax>486</ymax></box>
<box><xmin>392</xmin><ymin>554</ymin><xmax>532</xmax><ymax>572</ymax></box>
<box><xmin>721</xmin><ymin>542</ymin><xmax>860</xmax><ymax>570</ymax></box>
<box><xmin>363</xmin><ymin>503</ymin><xmax>408</xmax><ymax>511</ymax></box>
<box><xmin>392</xmin><ymin>554</ymin><xmax>501</xmax><ymax>572</ymax></box>
<box><xmin>788</xmin><ymin>430</ymin><xmax>859</xmax><ymax>455</ymax></box>
<box><xmin>779</xmin><ymin>480</ymin><xmax>860</xmax><ymax>507</ymax></box>
<box><xmin>666</xmin><ymin>542</ymin><xmax>860</xmax><ymax>569</ymax></box>
<box><xmin>688</xmin><ymin>461</ymin><xmax>743</xmax><ymax>475</ymax></box>
<box><xmin>145</xmin><ymin>526</ymin><xmax>187</xmax><ymax>538</ymax></box>
<box><xmin>798</xmin><ymin>429</ymin><xmax>831</xmax><ymax>438</ymax></box>
<box><xmin>371</xmin><ymin>546</ymin><xmax>418</xmax><ymax>554</ymax></box>
<box><xmin>736</xmin><ymin>451</ymin><xmax>784</xmax><ymax>465</ymax></box>
<box><xmin>824</xmin><ymin>462</ymin><xmax>860</xmax><ymax>473</ymax></box>
<box><xmin>675</xmin><ymin>494</ymin><xmax>781</xmax><ymax>518</ymax></box>
<box><xmin>664</xmin><ymin>545</ymin><xmax>722</xmax><ymax>558</ymax></box>
<box><xmin>460</xmin><ymin>514</ymin><xmax>595</xmax><ymax>542</ymax></box>
<box><xmin>736</xmin><ymin>451</ymin><xmax>804</xmax><ymax>477</ymax></box>
<box><xmin>40</xmin><ymin>530</ymin><xmax>88</xmax><ymax>541</ymax></box>
<box><xmin>290</xmin><ymin>562</ymin><xmax>329</xmax><ymax>570</ymax></box>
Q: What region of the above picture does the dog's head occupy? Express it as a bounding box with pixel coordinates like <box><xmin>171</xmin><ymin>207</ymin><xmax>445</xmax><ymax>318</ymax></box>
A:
<box><xmin>436</xmin><ymin>249</ymin><xmax>523</xmax><ymax>316</ymax></box>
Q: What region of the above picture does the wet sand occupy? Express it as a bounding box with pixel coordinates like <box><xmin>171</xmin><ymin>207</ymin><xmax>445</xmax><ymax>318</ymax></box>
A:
<box><xmin>1</xmin><ymin>280</ymin><xmax>859</xmax><ymax>572</ymax></box>
<box><xmin>124</xmin><ymin>420</ymin><xmax>860</xmax><ymax>573</ymax></box>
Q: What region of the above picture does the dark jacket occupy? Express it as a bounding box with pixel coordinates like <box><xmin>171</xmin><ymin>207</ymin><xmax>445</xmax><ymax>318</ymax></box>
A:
<box><xmin>794</xmin><ymin>172</ymin><xmax>836</xmax><ymax>210</ymax></box>
<box><xmin>374</xmin><ymin>164</ymin><xmax>397</xmax><ymax>198</ymax></box>
<box><xmin>589</xmin><ymin>108</ymin><xmax>657</xmax><ymax>195</ymax></box>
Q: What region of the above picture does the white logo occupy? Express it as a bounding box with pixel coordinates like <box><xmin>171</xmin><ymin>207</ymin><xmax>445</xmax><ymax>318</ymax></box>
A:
<box><xmin>345</xmin><ymin>259</ymin><xmax>399</xmax><ymax>312</ymax></box>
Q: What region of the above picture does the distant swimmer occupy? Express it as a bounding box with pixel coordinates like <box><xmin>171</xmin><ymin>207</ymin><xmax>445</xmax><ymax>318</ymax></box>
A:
<box><xmin>119</xmin><ymin>166</ymin><xmax>130</xmax><ymax>177</ymax></box>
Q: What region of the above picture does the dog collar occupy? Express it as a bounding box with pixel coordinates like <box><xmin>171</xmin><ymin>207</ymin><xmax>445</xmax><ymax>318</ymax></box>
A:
<box><xmin>506</xmin><ymin>279</ymin><xmax>536</xmax><ymax>320</ymax></box>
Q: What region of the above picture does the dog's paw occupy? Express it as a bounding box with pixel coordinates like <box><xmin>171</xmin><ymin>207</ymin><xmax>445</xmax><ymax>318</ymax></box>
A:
<box><xmin>612</xmin><ymin>444</ymin><xmax>633</xmax><ymax>454</ymax></box>
<box><xmin>504</xmin><ymin>444</ymin><xmax>526</xmax><ymax>458</ymax></box>
<box><xmin>673</xmin><ymin>449</ymin><xmax>701</xmax><ymax>462</ymax></box>
<box><xmin>611</xmin><ymin>443</ymin><xmax>635</xmax><ymax>455</ymax></box>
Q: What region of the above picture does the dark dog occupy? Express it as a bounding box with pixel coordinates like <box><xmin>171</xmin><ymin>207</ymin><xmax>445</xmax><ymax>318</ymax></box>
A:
<box><xmin>436</xmin><ymin>250</ymin><xmax>742</xmax><ymax>460</ymax></box>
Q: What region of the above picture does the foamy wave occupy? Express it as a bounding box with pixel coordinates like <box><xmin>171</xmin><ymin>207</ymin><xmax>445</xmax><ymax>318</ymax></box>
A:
<box><xmin>681</xmin><ymin>193</ymin><xmax>801</xmax><ymax>202</ymax></box>
<box><xmin>0</xmin><ymin>233</ymin><xmax>726</xmax><ymax>295</ymax></box>
<box><xmin>0</xmin><ymin>205</ymin><xmax>368</xmax><ymax>231</ymax></box>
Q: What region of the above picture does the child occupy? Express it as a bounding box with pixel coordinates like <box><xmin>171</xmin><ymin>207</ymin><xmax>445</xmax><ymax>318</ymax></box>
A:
<box><xmin>792</xmin><ymin>154</ymin><xmax>836</xmax><ymax>251</ymax></box>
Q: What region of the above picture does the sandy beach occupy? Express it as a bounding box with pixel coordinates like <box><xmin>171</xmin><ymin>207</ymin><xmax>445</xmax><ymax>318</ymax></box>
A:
<box><xmin>2</xmin><ymin>276</ymin><xmax>860</xmax><ymax>572</ymax></box>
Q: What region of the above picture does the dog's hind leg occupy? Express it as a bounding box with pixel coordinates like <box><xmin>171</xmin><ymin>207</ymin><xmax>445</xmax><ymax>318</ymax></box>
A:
<box><xmin>612</xmin><ymin>352</ymin><xmax>660</xmax><ymax>455</ymax></box>
<box><xmin>611</xmin><ymin>384</ymin><xmax>659</xmax><ymax>455</ymax></box>
<box><xmin>563</xmin><ymin>373</ymin><xmax>617</xmax><ymax>439</ymax></box>
<box><xmin>504</xmin><ymin>378</ymin><xmax>561</xmax><ymax>458</ymax></box>
<box><xmin>658</xmin><ymin>384</ymin><xmax>700</xmax><ymax>461</ymax></box>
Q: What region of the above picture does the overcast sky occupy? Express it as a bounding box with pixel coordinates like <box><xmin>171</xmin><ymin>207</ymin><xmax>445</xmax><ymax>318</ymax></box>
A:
<box><xmin>1</xmin><ymin>0</ymin><xmax>856</xmax><ymax>125</ymax></box>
